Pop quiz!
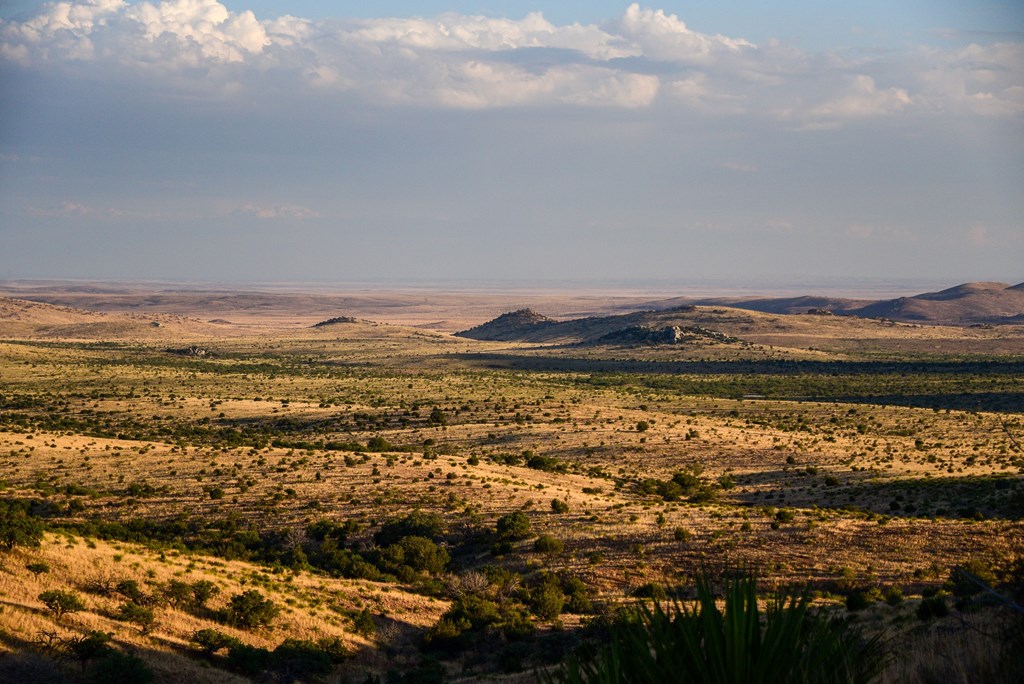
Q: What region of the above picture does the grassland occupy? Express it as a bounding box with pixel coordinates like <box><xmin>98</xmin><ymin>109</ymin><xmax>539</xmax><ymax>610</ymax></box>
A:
<box><xmin>0</xmin><ymin>294</ymin><xmax>1021</xmax><ymax>682</ymax></box>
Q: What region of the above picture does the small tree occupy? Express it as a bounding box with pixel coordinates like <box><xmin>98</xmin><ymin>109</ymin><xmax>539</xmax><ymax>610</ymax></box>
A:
<box><xmin>531</xmin><ymin>582</ymin><xmax>565</xmax><ymax>620</ymax></box>
<box><xmin>191</xmin><ymin>628</ymin><xmax>241</xmax><ymax>656</ymax></box>
<box><xmin>162</xmin><ymin>579</ymin><xmax>192</xmax><ymax>608</ymax></box>
<box><xmin>190</xmin><ymin>579</ymin><xmax>220</xmax><ymax>608</ymax></box>
<box><xmin>39</xmin><ymin>589</ymin><xmax>85</xmax><ymax>621</ymax></box>
<box><xmin>225</xmin><ymin>590</ymin><xmax>280</xmax><ymax>629</ymax></box>
<box><xmin>64</xmin><ymin>630</ymin><xmax>112</xmax><ymax>673</ymax></box>
<box><xmin>0</xmin><ymin>499</ymin><xmax>44</xmax><ymax>550</ymax></box>
<box><xmin>534</xmin><ymin>534</ymin><xmax>565</xmax><ymax>556</ymax></box>
<box><xmin>496</xmin><ymin>511</ymin><xmax>532</xmax><ymax>541</ymax></box>
<box><xmin>89</xmin><ymin>649</ymin><xmax>154</xmax><ymax>684</ymax></box>
<box><xmin>116</xmin><ymin>603</ymin><xmax>157</xmax><ymax>635</ymax></box>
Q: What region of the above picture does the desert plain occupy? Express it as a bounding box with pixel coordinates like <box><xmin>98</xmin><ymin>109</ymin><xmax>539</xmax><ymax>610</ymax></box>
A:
<box><xmin>0</xmin><ymin>280</ymin><xmax>1021</xmax><ymax>683</ymax></box>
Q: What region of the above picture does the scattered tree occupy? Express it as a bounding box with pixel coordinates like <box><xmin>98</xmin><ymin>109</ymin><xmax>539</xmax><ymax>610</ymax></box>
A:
<box><xmin>39</xmin><ymin>589</ymin><xmax>85</xmax><ymax>621</ymax></box>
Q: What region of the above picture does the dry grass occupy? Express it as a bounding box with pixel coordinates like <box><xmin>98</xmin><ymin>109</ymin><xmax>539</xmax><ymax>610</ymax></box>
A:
<box><xmin>0</xmin><ymin>290</ymin><xmax>1021</xmax><ymax>679</ymax></box>
<box><xmin>0</xmin><ymin>533</ymin><xmax>446</xmax><ymax>682</ymax></box>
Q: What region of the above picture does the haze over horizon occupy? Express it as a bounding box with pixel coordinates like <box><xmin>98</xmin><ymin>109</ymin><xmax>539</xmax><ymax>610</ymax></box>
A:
<box><xmin>1</xmin><ymin>1</ymin><xmax>1021</xmax><ymax>285</ymax></box>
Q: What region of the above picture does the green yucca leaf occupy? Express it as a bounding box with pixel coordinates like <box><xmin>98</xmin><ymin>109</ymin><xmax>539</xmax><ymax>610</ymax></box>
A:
<box><xmin>544</xmin><ymin>571</ymin><xmax>886</xmax><ymax>684</ymax></box>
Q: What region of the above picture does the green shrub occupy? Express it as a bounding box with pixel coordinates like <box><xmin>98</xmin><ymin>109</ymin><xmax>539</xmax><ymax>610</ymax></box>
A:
<box><xmin>531</xmin><ymin>582</ymin><xmax>566</xmax><ymax>620</ymax></box>
<box><xmin>917</xmin><ymin>595</ymin><xmax>949</xmax><ymax>620</ymax></box>
<box><xmin>190</xmin><ymin>628</ymin><xmax>241</xmax><ymax>655</ymax></box>
<box><xmin>845</xmin><ymin>591</ymin><xmax>874</xmax><ymax>612</ymax></box>
<box><xmin>313</xmin><ymin>636</ymin><xmax>350</xmax><ymax>663</ymax></box>
<box><xmin>375</xmin><ymin>511</ymin><xmax>446</xmax><ymax>546</ymax></box>
<box><xmin>89</xmin><ymin>649</ymin><xmax>154</xmax><ymax>684</ymax></box>
<box><xmin>351</xmin><ymin>608</ymin><xmax>377</xmax><ymax>637</ymax></box>
<box><xmin>526</xmin><ymin>454</ymin><xmax>567</xmax><ymax>473</ymax></box>
<box><xmin>224</xmin><ymin>590</ymin><xmax>280</xmax><ymax>629</ymax></box>
<box><xmin>948</xmin><ymin>560</ymin><xmax>996</xmax><ymax>597</ymax></box>
<box><xmin>561</xmin><ymin>576</ymin><xmax>593</xmax><ymax>614</ymax></box>
<box><xmin>64</xmin><ymin>631</ymin><xmax>112</xmax><ymax>672</ymax></box>
<box><xmin>534</xmin><ymin>535</ymin><xmax>565</xmax><ymax>556</ymax></box>
<box><xmin>883</xmin><ymin>586</ymin><xmax>904</xmax><ymax>606</ymax></box>
<box><xmin>226</xmin><ymin>643</ymin><xmax>273</xmax><ymax>677</ymax></box>
<box><xmin>162</xmin><ymin>580</ymin><xmax>192</xmax><ymax>608</ymax></box>
<box><xmin>39</xmin><ymin>589</ymin><xmax>85</xmax><ymax>620</ymax></box>
<box><xmin>271</xmin><ymin>639</ymin><xmax>335</xmax><ymax>679</ymax></box>
<box><xmin>0</xmin><ymin>499</ymin><xmax>45</xmax><ymax>550</ymax></box>
<box><xmin>496</xmin><ymin>511</ymin><xmax>532</xmax><ymax>541</ymax></box>
<box><xmin>775</xmin><ymin>509</ymin><xmax>797</xmax><ymax>524</ymax></box>
<box><xmin>116</xmin><ymin>603</ymin><xmax>157</xmax><ymax>635</ymax></box>
<box><xmin>115</xmin><ymin>579</ymin><xmax>152</xmax><ymax>606</ymax></box>
<box><xmin>26</xmin><ymin>561</ymin><xmax>50</xmax><ymax>575</ymax></box>
<box><xmin>551</xmin><ymin>573</ymin><xmax>885</xmax><ymax>684</ymax></box>
<box><xmin>631</xmin><ymin>583</ymin><xmax>667</xmax><ymax>601</ymax></box>
<box><xmin>425</xmin><ymin>594</ymin><xmax>534</xmax><ymax>652</ymax></box>
<box><xmin>190</xmin><ymin>579</ymin><xmax>220</xmax><ymax>608</ymax></box>
<box><xmin>551</xmin><ymin>498</ymin><xmax>570</xmax><ymax>514</ymax></box>
<box><xmin>378</xmin><ymin>536</ymin><xmax>450</xmax><ymax>578</ymax></box>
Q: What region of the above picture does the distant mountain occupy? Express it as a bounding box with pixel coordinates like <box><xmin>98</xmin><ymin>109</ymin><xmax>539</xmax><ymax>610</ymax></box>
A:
<box><xmin>637</xmin><ymin>281</ymin><xmax>1024</xmax><ymax>325</ymax></box>
<box><xmin>702</xmin><ymin>295</ymin><xmax>869</xmax><ymax>316</ymax></box>
<box><xmin>847</xmin><ymin>282</ymin><xmax>1024</xmax><ymax>324</ymax></box>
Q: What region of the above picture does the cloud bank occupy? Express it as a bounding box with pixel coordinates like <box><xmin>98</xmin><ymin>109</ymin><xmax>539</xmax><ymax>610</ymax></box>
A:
<box><xmin>2</xmin><ymin>1</ymin><xmax>1021</xmax><ymax>120</ymax></box>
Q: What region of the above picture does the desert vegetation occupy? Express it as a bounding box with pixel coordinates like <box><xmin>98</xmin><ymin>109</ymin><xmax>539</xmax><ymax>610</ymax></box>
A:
<box><xmin>0</xmin><ymin>290</ymin><xmax>1022</xmax><ymax>681</ymax></box>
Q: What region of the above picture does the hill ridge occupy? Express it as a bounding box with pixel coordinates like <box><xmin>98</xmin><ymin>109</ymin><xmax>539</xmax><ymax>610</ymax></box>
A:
<box><xmin>634</xmin><ymin>281</ymin><xmax>1024</xmax><ymax>326</ymax></box>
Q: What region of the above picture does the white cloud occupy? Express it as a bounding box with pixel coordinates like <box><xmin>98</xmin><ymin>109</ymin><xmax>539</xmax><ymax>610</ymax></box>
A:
<box><xmin>0</xmin><ymin>1</ymin><xmax>1021</xmax><ymax>118</ymax></box>
<box><xmin>613</xmin><ymin>3</ymin><xmax>754</xmax><ymax>62</ymax></box>
<box><xmin>238</xmin><ymin>203</ymin><xmax>319</xmax><ymax>220</ymax></box>
<box><xmin>805</xmin><ymin>75</ymin><xmax>911</xmax><ymax>126</ymax></box>
<box><xmin>24</xmin><ymin>200</ymin><xmax>165</xmax><ymax>219</ymax></box>
<box><xmin>915</xmin><ymin>42</ymin><xmax>1024</xmax><ymax>117</ymax></box>
<box><xmin>22</xmin><ymin>199</ymin><xmax>320</xmax><ymax>222</ymax></box>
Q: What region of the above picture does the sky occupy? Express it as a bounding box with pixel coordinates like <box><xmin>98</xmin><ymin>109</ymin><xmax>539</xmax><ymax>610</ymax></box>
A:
<box><xmin>1</xmin><ymin>1</ymin><xmax>1022</xmax><ymax>288</ymax></box>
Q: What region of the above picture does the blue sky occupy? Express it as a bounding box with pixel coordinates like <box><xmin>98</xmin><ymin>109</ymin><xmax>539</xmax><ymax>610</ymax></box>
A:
<box><xmin>1</xmin><ymin>2</ymin><xmax>1021</xmax><ymax>286</ymax></box>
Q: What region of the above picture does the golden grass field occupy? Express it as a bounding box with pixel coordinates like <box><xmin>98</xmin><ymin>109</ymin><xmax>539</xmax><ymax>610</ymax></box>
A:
<box><xmin>0</xmin><ymin>288</ymin><xmax>1021</xmax><ymax>682</ymax></box>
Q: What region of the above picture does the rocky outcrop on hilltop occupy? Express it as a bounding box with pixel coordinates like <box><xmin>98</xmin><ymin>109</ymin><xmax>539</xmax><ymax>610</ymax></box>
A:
<box><xmin>312</xmin><ymin>316</ymin><xmax>360</xmax><ymax>327</ymax></box>
<box><xmin>591</xmin><ymin>325</ymin><xmax>736</xmax><ymax>346</ymax></box>
<box><xmin>455</xmin><ymin>309</ymin><xmax>556</xmax><ymax>341</ymax></box>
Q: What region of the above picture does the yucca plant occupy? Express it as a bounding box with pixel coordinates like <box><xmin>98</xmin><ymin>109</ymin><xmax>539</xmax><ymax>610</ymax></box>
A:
<box><xmin>545</xmin><ymin>573</ymin><xmax>885</xmax><ymax>684</ymax></box>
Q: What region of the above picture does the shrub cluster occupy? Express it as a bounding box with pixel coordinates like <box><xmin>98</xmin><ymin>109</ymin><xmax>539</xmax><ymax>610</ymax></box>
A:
<box><xmin>638</xmin><ymin>465</ymin><xmax>720</xmax><ymax>503</ymax></box>
<box><xmin>191</xmin><ymin>629</ymin><xmax>348</xmax><ymax>681</ymax></box>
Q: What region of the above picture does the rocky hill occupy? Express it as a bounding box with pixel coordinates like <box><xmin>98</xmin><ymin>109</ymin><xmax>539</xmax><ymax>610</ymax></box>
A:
<box><xmin>456</xmin><ymin>306</ymin><xmax>748</xmax><ymax>346</ymax></box>
<box><xmin>455</xmin><ymin>308</ymin><xmax>557</xmax><ymax>341</ymax></box>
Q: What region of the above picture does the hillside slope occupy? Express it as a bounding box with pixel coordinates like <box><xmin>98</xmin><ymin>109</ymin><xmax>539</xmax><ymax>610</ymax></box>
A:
<box><xmin>637</xmin><ymin>282</ymin><xmax>1024</xmax><ymax>325</ymax></box>
<box><xmin>0</xmin><ymin>297</ymin><xmax>222</xmax><ymax>339</ymax></box>
<box><xmin>456</xmin><ymin>305</ymin><xmax>753</xmax><ymax>345</ymax></box>
<box><xmin>849</xmin><ymin>282</ymin><xmax>1024</xmax><ymax>324</ymax></box>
